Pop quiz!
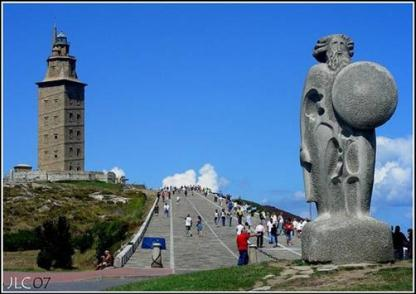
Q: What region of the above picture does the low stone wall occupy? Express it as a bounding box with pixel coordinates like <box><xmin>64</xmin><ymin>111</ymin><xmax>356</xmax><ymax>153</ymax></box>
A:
<box><xmin>114</xmin><ymin>197</ymin><xmax>159</xmax><ymax>267</ymax></box>
<box><xmin>4</xmin><ymin>170</ymin><xmax>109</xmax><ymax>183</ymax></box>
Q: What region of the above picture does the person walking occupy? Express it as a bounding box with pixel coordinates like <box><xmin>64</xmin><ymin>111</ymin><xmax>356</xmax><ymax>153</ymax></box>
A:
<box><xmin>237</xmin><ymin>207</ymin><xmax>243</xmax><ymax>225</ymax></box>
<box><xmin>236</xmin><ymin>227</ymin><xmax>258</xmax><ymax>266</ymax></box>
<box><xmin>196</xmin><ymin>216</ymin><xmax>203</xmax><ymax>237</ymax></box>
<box><xmin>284</xmin><ymin>219</ymin><xmax>294</xmax><ymax>246</ymax></box>
<box><xmin>393</xmin><ymin>225</ymin><xmax>408</xmax><ymax>260</ymax></box>
<box><xmin>214</xmin><ymin>209</ymin><xmax>219</xmax><ymax>226</ymax></box>
<box><xmin>221</xmin><ymin>209</ymin><xmax>226</xmax><ymax>226</ymax></box>
<box><xmin>236</xmin><ymin>223</ymin><xmax>245</xmax><ymax>235</ymax></box>
<box><xmin>246</xmin><ymin>213</ymin><xmax>252</xmax><ymax>230</ymax></box>
<box><xmin>255</xmin><ymin>223</ymin><xmax>265</xmax><ymax>248</ymax></box>
<box><xmin>227</xmin><ymin>210</ymin><xmax>233</xmax><ymax>227</ymax></box>
<box><xmin>163</xmin><ymin>202</ymin><xmax>170</xmax><ymax>217</ymax></box>
<box><xmin>185</xmin><ymin>214</ymin><xmax>193</xmax><ymax>237</ymax></box>
<box><xmin>406</xmin><ymin>229</ymin><xmax>413</xmax><ymax>259</ymax></box>
<box><xmin>271</xmin><ymin>223</ymin><xmax>278</xmax><ymax>247</ymax></box>
<box><xmin>266</xmin><ymin>218</ymin><xmax>273</xmax><ymax>244</ymax></box>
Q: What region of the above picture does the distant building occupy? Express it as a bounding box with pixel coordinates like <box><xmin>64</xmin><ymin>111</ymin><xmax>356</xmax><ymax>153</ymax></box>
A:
<box><xmin>107</xmin><ymin>171</ymin><xmax>116</xmax><ymax>184</ymax></box>
<box><xmin>37</xmin><ymin>26</ymin><xmax>87</xmax><ymax>172</ymax></box>
<box><xmin>13</xmin><ymin>164</ymin><xmax>32</xmax><ymax>173</ymax></box>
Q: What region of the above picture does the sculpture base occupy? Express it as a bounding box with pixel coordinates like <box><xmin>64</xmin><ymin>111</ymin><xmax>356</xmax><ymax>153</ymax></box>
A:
<box><xmin>301</xmin><ymin>215</ymin><xmax>394</xmax><ymax>264</ymax></box>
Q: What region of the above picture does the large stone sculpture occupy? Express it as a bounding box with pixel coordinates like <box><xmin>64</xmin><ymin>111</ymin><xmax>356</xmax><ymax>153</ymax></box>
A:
<box><xmin>300</xmin><ymin>34</ymin><xmax>397</xmax><ymax>263</ymax></box>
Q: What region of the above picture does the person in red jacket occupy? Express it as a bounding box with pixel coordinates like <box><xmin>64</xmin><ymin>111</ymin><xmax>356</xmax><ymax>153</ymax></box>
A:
<box><xmin>236</xmin><ymin>227</ymin><xmax>258</xmax><ymax>265</ymax></box>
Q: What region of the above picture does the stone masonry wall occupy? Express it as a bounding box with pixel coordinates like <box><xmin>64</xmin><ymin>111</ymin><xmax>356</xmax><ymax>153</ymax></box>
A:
<box><xmin>4</xmin><ymin>170</ymin><xmax>110</xmax><ymax>183</ymax></box>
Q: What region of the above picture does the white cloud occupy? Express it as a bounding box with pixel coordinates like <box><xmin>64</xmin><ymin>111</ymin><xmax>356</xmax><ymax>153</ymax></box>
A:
<box><xmin>162</xmin><ymin>169</ymin><xmax>197</xmax><ymax>188</ymax></box>
<box><xmin>373</xmin><ymin>136</ymin><xmax>413</xmax><ymax>205</ymax></box>
<box><xmin>162</xmin><ymin>163</ymin><xmax>228</xmax><ymax>192</ymax></box>
<box><xmin>197</xmin><ymin>164</ymin><xmax>219</xmax><ymax>192</ymax></box>
<box><xmin>376</xmin><ymin>136</ymin><xmax>413</xmax><ymax>166</ymax></box>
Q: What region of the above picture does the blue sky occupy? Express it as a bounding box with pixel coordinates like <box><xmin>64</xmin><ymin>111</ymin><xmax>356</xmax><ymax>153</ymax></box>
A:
<box><xmin>3</xmin><ymin>3</ymin><xmax>414</xmax><ymax>231</ymax></box>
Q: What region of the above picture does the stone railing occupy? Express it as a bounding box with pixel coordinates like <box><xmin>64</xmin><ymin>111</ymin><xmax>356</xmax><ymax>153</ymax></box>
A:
<box><xmin>114</xmin><ymin>196</ymin><xmax>159</xmax><ymax>267</ymax></box>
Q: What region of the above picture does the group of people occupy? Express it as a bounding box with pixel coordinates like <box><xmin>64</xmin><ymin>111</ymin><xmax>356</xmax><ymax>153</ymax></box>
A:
<box><xmin>184</xmin><ymin>214</ymin><xmax>204</xmax><ymax>237</ymax></box>
<box><xmin>155</xmin><ymin>186</ymin><xmax>314</xmax><ymax>266</ymax></box>
<box><xmin>392</xmin><ymin>225</ymin><xmax>413</xmax><ymax>260</ymax></box>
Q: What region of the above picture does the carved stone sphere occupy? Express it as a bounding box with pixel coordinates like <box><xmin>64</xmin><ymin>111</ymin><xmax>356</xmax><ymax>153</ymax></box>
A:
<box><xmin>332</xmin><ymin>61</ymin><xmax>398</xmax><ymax>130</ymax></box>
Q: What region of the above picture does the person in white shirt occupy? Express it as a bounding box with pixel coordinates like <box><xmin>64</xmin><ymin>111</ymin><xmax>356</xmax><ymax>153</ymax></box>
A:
<box><xmin>298</xmin><ymin>219</ymin><xmax>307</xmax><ymax>237</ymax></box>
<box><xmin>292</xmin><ymin>219</ymin><xmax>299</xmax><ymax>238</ymax></box>
<box><xmin>164</xmin><ymin>202</ymin><xmax>170</xmax><ymax>217</ymax></box>
<box><xmin>236</xmin><ymin>223</ymin><xmax>245</xmax><ymax>235</ymax></box>
<box><xmin>277</xmin><ymin>214</ymin><xmax>284</xmax><ymax>235</ymax></box>
<box><xmin>255</xmin><ymin>223</ymin><xmax>265</xmax><ymax>248</ymax></box>
<box><xmin>271</xmin><ymin>213</ymin><xmax>278</xmax><ymax>225</ymax></box>
<box><xmin>266</xmin><ymin>218</ymin><xmax>273</xmax><ymax>244</ymax></box>
<box><xmin>246</xmin><ymin>214</ymin><xmax>252</xmax><ymax>230</ymax></box>
<box><xmin>185</xmin><ymin>214</ymin><xmax>193</xmax><ymax>237</ymax></box>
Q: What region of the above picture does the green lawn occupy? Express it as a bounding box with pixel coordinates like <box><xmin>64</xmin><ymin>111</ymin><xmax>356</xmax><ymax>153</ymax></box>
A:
<box><xmin>109</xmin><ymin>262</ymin><xmax>282</xmax><ymax>291</ymax></box>
<box><xmin>325</xmin><ymin>267</ymin><xmax>413</xmax><ymax>291</ymax></box>
<box><xmin>109</xmin><ymin>260</ymin><xmax>413</xmax><ymax>292</ymax></box>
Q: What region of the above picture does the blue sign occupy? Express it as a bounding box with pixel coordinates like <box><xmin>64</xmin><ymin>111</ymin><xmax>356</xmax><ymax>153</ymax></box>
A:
<box><xmin>141</xmin><ymin>237</ymin><xmax>166</xmax><ymax>250</ymax></box>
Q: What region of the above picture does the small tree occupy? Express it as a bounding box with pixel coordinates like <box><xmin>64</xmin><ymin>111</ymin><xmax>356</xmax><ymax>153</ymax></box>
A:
<box><xmin>36</xmin><ymin>216</ymin><xmax>74</xmax><ymax>270</ymax></box>
<box><xmin>54</xmin><ymin>216</ymin><xmax>74</xmax><ymax>268</ymax></box>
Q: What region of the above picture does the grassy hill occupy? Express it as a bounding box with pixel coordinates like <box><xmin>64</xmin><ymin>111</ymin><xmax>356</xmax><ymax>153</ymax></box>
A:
<box><xmin>3</xmin><ymin>180</ymin><xmax>155</xmax><ymax>271</ymax></box>
<box><xmin>234</xmin><ymin>197</ymin><xmax>307</xmax><ymax>222</ymax></box>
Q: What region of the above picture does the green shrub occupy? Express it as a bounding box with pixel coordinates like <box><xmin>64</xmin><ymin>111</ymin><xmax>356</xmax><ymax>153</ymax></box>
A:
<box><xmin>72</xmin><ymin>231</ymin><xmax>94</xmax><ymax>253</ymax></box>
<box><xmin>36</xmin><ymin>216</ymin><xmax>75</xmax><ymax>270</ymax></box>
<box><xmin>93</xmin><ymin>220</ymin><xmax>128</xmax><ymax>260</ymax></box>
<box><xmin>4</xmin><ymin>230</ymin><xmax>40</xmax><ymax>251</ymax></box>
<box><xmin>37</xmin><ymin>250</ymin><xmax>53</xmax><ymax>270</ymax></box>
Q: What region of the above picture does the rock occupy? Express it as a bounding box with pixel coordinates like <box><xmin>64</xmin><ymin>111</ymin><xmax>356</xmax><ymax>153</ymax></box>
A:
<box><xmin>299</xmin><ymin>269</ymin><xmax>314</xmax><ymax>275</ymax></box>
<box><xmin>12</xmin><ymin>196</ymin><xmax>31</xmax><ymax>201</ymax></box>
<box><xmin>252</xmin><ymin>281</ymin><xmax>264</xmax><ymax>289</ymax></box>
<box><xmin>38</xmin><ymin>205</ymin><xmax>50</xmax><ymax>212</ymax></box>
<box><xmin>339</xmin><ymin>263</ymin><xmax>377</xmax><ymax>270</ymax></box>
<box><xmin>262</xmin><ymin>274</ymin><xmax>275</xmax><ymax>280</ymax></box>
<box><xmin>266</xmin><ymin>278</ymin><xmax>283</xmax><ymax>286</ymax></box>
<box><xmin>52</xmin><ymin>201</ymin><xmax>62</xmax><ymax>207</ymax></box>
<box><xmin>89</xmin><ymin>193</ymin><xmax>128</xmax><ymax>204</ymax></box>
<box><xmin>286</xmin><ymin>274</ymin><xmax>311</xmax><ymax>281</ymax></box>
<box><xmin>291</xmin><ymin>265</ymin><xmax>312</xmax><ymax>271</ymax></box>
<box><xmin>316</xmin><ymin>265</ymin><xmax>338</xmax><ymax>272</ymax></box>
<box><xmin>250</xmin><ymin>286</ymin><xmax>271</xmax><ymax>291</ymax></box>
<box><xmin>280</xmin><ymin>269</ymin><xmax>298</xmax><ymax>276</ymax></box>
<box><xmin>31</xmin><ymin>183</ymin><xmax>50</xmax><ymax>189</ymax></box>
<box><xmin>89</xmin><ymin>193</ymin><xmax>104</xmax><ymax>201</ymax></box>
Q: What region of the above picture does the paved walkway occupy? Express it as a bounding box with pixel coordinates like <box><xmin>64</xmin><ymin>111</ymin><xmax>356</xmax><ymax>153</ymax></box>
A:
<box><xmin>126</xmin><ymin>191</ymin><xmax>302</xmax><ymax>274</ymax></box>
<box><xmin>2</xmin><ymin>268</ymin><xmax>172</xmax><ymax>291</ymax></box>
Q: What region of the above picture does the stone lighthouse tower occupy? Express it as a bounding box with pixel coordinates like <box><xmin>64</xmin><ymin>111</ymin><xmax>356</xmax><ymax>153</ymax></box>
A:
<box><xmin>37</xmin><ymin>26</ymin><xmax>87</xmax><ymax>172</ymax></box>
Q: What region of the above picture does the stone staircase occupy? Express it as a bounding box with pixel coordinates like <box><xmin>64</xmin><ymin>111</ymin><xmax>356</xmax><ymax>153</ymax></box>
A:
<box><xmin>125</xmin><ymin>191</ymin><xmax>302</xmax><ymax>274</ymax></box>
